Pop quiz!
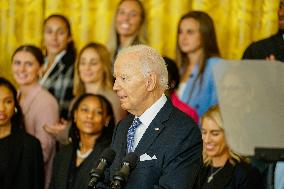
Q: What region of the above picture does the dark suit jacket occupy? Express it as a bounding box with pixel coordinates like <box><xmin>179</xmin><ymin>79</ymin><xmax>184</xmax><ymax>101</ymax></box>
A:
<box><xmin>242</xmin><ymin>31</ymin><xmax>284</xmax><ymax>62</ymax></box>
<box><xmin>109</xmin><ymin>99</ymin><xmax>202</xmax><ymax>189</ymax></box>
<box><xmin>49</xmin><ymin>138</ymin><xmax>110</xmax><ymax>189</ymax></box>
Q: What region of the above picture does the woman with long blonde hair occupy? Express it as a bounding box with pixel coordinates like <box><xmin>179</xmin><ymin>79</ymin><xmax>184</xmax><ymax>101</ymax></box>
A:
<box><xmin>198</xmin><ymin>105</ymin><xmax>264</xmax><ymax>188</ymax></box>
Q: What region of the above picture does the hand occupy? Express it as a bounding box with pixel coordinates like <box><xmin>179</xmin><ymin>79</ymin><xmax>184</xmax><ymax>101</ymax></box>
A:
<box><xmin>44</xmin><ymin>119</ymin><xmax>70</xmax><ymax>144</ymax></box>
<box><xmin>266</xmin><ymin>54</ymin><xmax>276</xmax><ymax>61</ymax></box>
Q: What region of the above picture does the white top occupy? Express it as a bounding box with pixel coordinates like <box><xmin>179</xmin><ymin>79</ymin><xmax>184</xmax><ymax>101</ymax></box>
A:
<box><xmin>177</xmin><ymin>82</ymin><xmax>186</xmax><ymax>99</ymax></box>
<box><xmin>133</xmin><ymin>94</ymin><xmax>167</xmax><ymax>150</ymax></box>
<box><xmin>39</xmin><ymin>50</ymin><xmax>67</xmax><ymax>85</ymax></box>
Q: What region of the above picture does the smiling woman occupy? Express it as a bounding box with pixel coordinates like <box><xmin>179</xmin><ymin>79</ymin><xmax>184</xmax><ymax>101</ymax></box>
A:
<box><xmin>196</xmin><ymin>105</ymin><xmax>264</xmax><ymax>189</ymax></box>
<box><xmin>11</xmin><ymin>45</ymin><xmax>59</xmax><ymax>189</ymax></box>
<box><xmin>107</xmin><ymin>0</ymin><xmax>147</xmax><ymax>60</ymax></box>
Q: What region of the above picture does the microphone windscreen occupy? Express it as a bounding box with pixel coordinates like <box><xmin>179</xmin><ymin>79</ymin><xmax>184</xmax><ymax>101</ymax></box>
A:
<box><xmin>101</xmin><ymin>148</ymin><xmax>116</xmax><ymax>165</ymax></box>
<box><xmin>123</xmin><ymin>152</ymin><xmax>138</xmax><ymax>168</ymax></box>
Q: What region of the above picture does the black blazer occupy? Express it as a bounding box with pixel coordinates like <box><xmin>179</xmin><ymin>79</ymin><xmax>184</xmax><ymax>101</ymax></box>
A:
<box><xmin>0</xmin><ymin>128</ymin><xmax>44</xmax><ymax>189</ymax></box>
<box><xmin>49</xmin><ymin>139</ymin><xmax>110</xmax><ymax>189</ymax></box>
<box><xmin>109</xmin><ymin>99</ymin><xmax>202</xmax><ymax>189</ymax></box>
<box><xmin>197</xmin><ymin>160</ymin><xmax>265</xmax><ymax>189</ymax></box>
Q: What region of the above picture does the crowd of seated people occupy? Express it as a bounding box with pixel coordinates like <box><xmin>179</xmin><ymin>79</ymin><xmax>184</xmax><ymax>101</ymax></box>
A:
<box><xmin>1</xmin><ymin>0</ymin><xmax>283</xmax><ymax>188</ymax></box>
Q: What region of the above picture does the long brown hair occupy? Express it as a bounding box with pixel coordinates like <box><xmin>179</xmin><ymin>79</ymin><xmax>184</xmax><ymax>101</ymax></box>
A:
<box><xmin>107</xmin><ymin>0</ymin><xmax>147</xmax><ymax>59</ymax></box>
<box><xmin>176</xmin><ymin>11</ymin><xmax>220</xmax><ymax>82</ymax></box>
<box><xmin>73</xmin><ymin>42</ymin><xmax>113</xmax><ymax>96</ymax></box>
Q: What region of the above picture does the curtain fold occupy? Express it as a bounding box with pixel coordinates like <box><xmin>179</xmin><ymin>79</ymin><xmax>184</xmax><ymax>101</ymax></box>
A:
<box><xmin>0</xmin><ymin>0</ymin><xmax>279</xmax><ymax>80</ymax></box>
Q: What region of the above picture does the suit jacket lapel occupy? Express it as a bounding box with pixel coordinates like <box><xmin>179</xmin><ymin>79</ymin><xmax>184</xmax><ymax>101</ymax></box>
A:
<box><xmin>134</xmin><ymin>100</ymin><xmax>172</xmax><ymax>155</ymax></box>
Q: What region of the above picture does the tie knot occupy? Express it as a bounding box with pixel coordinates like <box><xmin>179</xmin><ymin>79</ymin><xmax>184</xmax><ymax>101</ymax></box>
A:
<box><xmin>132</xmin><ymin>117</ymin><xmax>141</xmax><ymax>127</ymax></box>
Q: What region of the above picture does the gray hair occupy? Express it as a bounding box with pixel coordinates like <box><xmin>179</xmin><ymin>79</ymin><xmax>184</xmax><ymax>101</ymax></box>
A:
<box><xmin>117</xmin><ymin>45</ymin><xmax>168</xmax><ymax>90</ymax></box>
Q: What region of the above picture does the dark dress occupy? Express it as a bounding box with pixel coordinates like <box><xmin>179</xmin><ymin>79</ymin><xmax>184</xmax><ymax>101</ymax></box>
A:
<box><xmin>0</xmin><ymin>128</ymin><xmax>44</xmax><ymax>189</ymax></box>
<box><xmin>197</xmin><ymin>160</ymin><xmax>265</xmax><ymax>189</ymax></box>
<box><xmin>49</xmin><ymin>137</ymin><xmax>111</xmax><ymax>189</ymax></box>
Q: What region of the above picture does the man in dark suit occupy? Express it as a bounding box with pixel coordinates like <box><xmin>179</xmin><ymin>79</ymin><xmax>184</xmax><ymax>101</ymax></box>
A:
<box><xmin>242</xmin><ymin>0</ymin><xmax>284</xmax><ymax>62</ymax></box>
<box><xmin>109</xmin><ymin>44</ymin><xmax>202</xmax><ymax>188</ymax></box>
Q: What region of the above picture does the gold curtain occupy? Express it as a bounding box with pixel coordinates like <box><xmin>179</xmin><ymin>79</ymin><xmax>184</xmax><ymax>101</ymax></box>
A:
<box><xmin>0</xmin><ymin>0</ymin><xmax>279</xmax><ymax>81</ymax></box>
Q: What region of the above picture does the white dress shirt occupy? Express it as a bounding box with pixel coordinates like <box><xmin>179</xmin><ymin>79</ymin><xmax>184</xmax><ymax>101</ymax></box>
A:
<box><xmin>133</xmin><ymin>94</ymin><xmax>167</xmax><ymax>150</ymax></box>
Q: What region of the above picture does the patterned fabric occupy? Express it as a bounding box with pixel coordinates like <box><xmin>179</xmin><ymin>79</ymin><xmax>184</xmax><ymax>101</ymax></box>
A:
<box><xmin>127</xmin><ymin>117</ymin><xmax>141</xmax><ymax>153</ymax></box>
<box><xmin>40</xmin><ymin>51</ymin><xmax>75</xmax><ymax>119</ymax></box>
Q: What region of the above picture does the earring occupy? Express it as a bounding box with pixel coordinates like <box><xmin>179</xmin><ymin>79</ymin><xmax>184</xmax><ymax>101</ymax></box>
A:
<box><xmin>104</xmin><ymin>120</ymin><xmax>109</xmax><ymax>127</ymax></box>
<box><xmin>14</xmin><ymin>107</ymin><xmax>18</xmax><ymax>113</ymax></box>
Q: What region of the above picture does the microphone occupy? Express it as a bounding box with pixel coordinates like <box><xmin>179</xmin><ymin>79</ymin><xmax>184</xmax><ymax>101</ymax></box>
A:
<box><xmin>110</xmin><ymin>152</ymin><xmax>138</xmax><ymax>189</ymax></box>
<box><xmin>88</xmin><ymin>148</ymin><xmax>116</xmax><ymax>189</ymax></box>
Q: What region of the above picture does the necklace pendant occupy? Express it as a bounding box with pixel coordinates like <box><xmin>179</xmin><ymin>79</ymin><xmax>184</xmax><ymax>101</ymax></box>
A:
<box><xmin>207</xmin><ymin>175</ymin><xmax>213</xmax><ymax>183</ymax></box>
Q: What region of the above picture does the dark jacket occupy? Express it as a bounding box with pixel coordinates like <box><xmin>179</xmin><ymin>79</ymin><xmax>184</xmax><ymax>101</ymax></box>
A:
<box><xmin>49</xmin><ymin>138</ymin><xmax>111</xmax><ymax>189</ymax></box>
<box><xmin>242</xmin><ymin>31</ymin><xmax>284</xmax><ymax>62</ymax></box>
<box><xmin>0</xmin><ymin>128</ymin><xmax>44</xmax><ymax>189</ymax></box>
<box><xmin>108</xmin><ymin>99</ymin><xmax>202</xmax><ymax>189</ymax></box>
<box><xmin>196</xmin><ymin>160</ymin><xmax>265</xmax><ymax>189</ymax></box>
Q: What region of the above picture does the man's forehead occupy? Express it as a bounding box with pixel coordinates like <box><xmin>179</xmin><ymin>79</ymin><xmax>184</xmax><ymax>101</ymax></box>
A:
<box><xmin>116</xmin><ymin>52</ymin><xmax>139</xmax><ymax>63</ymax></box>
<box><xmin>114</xmin><ymin>53</ymin><xmax>141</xmax><ymax>70</ymax></box>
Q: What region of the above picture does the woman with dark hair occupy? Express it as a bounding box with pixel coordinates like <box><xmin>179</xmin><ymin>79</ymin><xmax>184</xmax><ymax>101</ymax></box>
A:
<box><xmin>49</xmin><ymin>94</ymin><xmax>115</xmax><ymax>189</ymax></box>
<box><xmin>176</xmin><ymin>11</ymin><xmax>221</xmax><ymax>118</ymax></box>
<box><xmin>163</xmin><ymin>56</ymin><xmax>199</xmax><ymax>123</ymax></box>
<box><xmin>40</xmin><ymin>14</ymin><xmax>76</xmax><ymax>120</ymax></box>
<box><xmin>107</xmin><ymin>0</ymin><xmax>147</xmax><ymax>60</ymax></box>
<box><xmin>0</xmin><ymin>77</ymin><xmax>44</xmax><ymax>189</ymax></box>
<box><xmin>11</xmin><ymin>45</ymin><xmax>59</xmax><ymax>189</ymax></box>
<box><xmin>197</xmin><ymin>105</ymin><xmax>264</xmax><ymax>188</ymax></box>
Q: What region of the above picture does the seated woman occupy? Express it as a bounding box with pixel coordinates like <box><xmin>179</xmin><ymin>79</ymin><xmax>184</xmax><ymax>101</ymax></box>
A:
<box><xmin>0</xmin><ymin>77</ymin><xmax>44</xmax><ymax>189</ymax></box>
<box><xmin>49</xmin><ymin>94</ymin><xmax>115</xmax><ymax>189</ymax></box>
<box><xmin>198</xmin><ymin>105</ymin><xmax>264</xmax><ymax>189</ymax></box>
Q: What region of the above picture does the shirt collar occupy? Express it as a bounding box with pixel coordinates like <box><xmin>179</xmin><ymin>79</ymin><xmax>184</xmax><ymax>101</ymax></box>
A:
<box><xmin>138</xmin><ymin>94</ymin><xmax>167</xmax><ymax>127</ymax></box>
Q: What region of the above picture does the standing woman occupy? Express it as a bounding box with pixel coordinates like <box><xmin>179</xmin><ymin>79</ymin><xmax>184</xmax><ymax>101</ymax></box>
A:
<box><xmin>198</xmin><ymin>105</ymin><xmax>264</xmax><ymax>188</ymax></box>
<box><xmin>176</xmin><ymin>11</ymin><xmax>221</xmax><ymax>118</ymax></box>
<box><xmin>0</xmin><ymin>77</ymin><xmax>44</xmax><ymax>189</ymax></box>
<box><xmin>74</xmin><ymin>42</ymin><xmax>126</xmax><ymax>123</ymax></box>
<box><xmin>108</xmin><ymin>0</ymin><xmax>147</xmax><ymax>60</ymax></box>
<box><xmin>11</xmin><ymin>45</ymin><xmax>59</xmax><ymax>189</ymax></box>
<box><xmin>44</xmin><ymin>43</ymin><xmax>126</xmax><ymax>144</ymax></box>
<box><xmin>40</xmin><ymin>14</ymin><xmax>76</xmax><ymax>120</ymax></box>
<box><xmin>49</xmin><ymin>94</ymin><xmax>115</xmax><ymax>189</ymax></box>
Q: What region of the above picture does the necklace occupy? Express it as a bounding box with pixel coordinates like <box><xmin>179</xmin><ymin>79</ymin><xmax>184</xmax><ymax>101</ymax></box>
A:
<box><xmin>76</xmin><ymin>149</ymin><xmax>93</xmax><ymax>159</ymax></box>
<box><xmin>207</xmin><ymin>166</ymin><xmax>224</xmax><ymax>183</ymax></box>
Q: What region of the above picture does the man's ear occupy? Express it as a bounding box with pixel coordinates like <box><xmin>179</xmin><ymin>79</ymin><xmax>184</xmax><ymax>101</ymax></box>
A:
<box><xmin>146</xmin><ymin>73</ymin><xmax>157</xmax><ymax>91</ymax></box>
